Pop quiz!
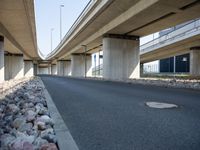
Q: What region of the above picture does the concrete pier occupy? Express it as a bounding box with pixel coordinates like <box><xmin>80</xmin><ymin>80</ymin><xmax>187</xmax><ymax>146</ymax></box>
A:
<box><xmin>103</xmin><ymin>34</ymin><xmax>140</xmax><ymax>80</ymax></box>
<box><xmin>48</xmin><ymin>65</ymin><xmax>52</xmax><ymax>75</ymax></box>
<box><xmin>71</xmin><ymin>54</ymin><xmax>92</xmax><ymax>77</ymax></box>
<box><xmin>51</xmin><ymin>64</ymin><xmax>57</xmax><ymax>75</ymax></box>
<box><xmin>5</xmin><ymin>54</ymin><xmax>24</xmax><ymax>80</ymax></box>
<box><xmin>190</xmin><ymin>47</ymin><xmax>200</xmax><ymax>76</ymax></box>
<box><xmin>57</xmin><ymin>61</ymin><xmax>65</xmax><ymax>76</ymax></box>
<box><xmin>63</xmin><ymin>60</ymin><xmax>71</xmax><ymax>76</ymax></box>
<box><xmin>0</xmin><ymin>36</ymin><xmax>4</xmax><ymax>82</ymax></box>
<box><xmin>24</xmin><ymin>60</ymin><xmax>34</xmax><ymax>77</ymax></box>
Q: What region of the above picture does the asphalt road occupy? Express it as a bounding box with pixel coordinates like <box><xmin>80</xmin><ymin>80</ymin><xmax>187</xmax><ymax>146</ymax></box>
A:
<box><xmin>40</xmin><ymin>75</ymin><xmax>200</xmax><ymax>150</ymax></box>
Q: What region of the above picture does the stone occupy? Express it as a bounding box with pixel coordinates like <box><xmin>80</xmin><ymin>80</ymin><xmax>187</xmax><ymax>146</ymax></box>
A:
<box><xmin>40</xmin><ymin>128</ymin><xmax>55</xmax><ymax>138</ymax></box>
<box><xmin>0</xmin><ymin>77</ymin><xmax>58</xmax><ymax>149</ymax></box>
<box><xmin>6</xmin><ymin>104</ymin><xmax>19</xmax><ymax>114</ymax></box>
<box><xmin>37</xmin><ymin>121</ymin><xmax>46</xmax><ymax>130</ymax></box>
<box><xmin>33</xmin><ymin>137</ymin><xmax>48</xmax><ymax>149</ymax></box>
<box><xmin>25</xmin><ymin>110</ymin><xmax>36</xmax><ymax>122</ymax></box>
<box><xmin>12</xmin><ymin>117</ymin><xmax>26</xmax><ymax>129</ymax></box>
<box><xmin>41</xmin><ymin>133</ymin><xmax>57</xmax><ymax>143</ymax></box>
<box><xmin>37</xmin><ymin>115</ymin><xmax>54</xmax><ymax>126</ymax></box>
<box><xmin>18</xmin><ymin>123</ymin><xmax>33</xmax><ymax>133</ymax></box>
<box><xmin>13</xmin><ymin>132</ymin><xmax>35</xmax><ymax>144</ymax></box>
<box><xmin>0</xmin><ymin>134</ymin><xmax>15</xmax><ymax>148</ymax></box>
<box><xmin>40</xmin><ymin>143</ymin><xmax>58</xmax><ymax>150</ymax></box>
<box><xmin>11</xmin><ymin>141</ymin><xmax>34</xmax><ymax>150</ymax></box>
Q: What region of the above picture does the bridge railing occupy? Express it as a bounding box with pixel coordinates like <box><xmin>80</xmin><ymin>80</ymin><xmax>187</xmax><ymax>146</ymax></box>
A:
<box><xmin>37</xmin><ymin>47</ymin><xmax>46</xmax><ymax>60</ymax></box>
<box><xmin>46</xmin><ymin>0</ymin><xmax>98</xmax><ymax>59</ymax></box>
<box><xmin>140</xmin><ymin>18</ymin><xmax>200</xmax><ymax>54</ymax></box>
<box><xmin>92</xmin><ymin>64</ymin><xmax>103</xmax><ymax>76</ymax></box>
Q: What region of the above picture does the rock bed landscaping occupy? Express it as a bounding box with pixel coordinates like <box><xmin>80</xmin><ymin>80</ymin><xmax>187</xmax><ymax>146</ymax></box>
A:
<box><xmin>0</xmin><ymin>77</ymin><xmax>58</xmax><ymax>150</ymax></box>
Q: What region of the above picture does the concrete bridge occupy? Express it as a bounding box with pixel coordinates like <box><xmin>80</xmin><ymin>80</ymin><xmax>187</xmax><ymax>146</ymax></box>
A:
<box><xmin>140</xmin><ymin>18</ymin><xmax>200</xmax><ymax>75</ymax></box>
<box><xmin>1</xmin><ymin>0</ymin><xmax>200</xmax><ymax>81</ymax></box>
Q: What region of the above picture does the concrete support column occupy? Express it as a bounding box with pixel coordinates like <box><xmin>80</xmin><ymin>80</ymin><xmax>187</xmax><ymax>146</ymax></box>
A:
<box><xmin>24</xmin><ymin>60</ymin><xmax>34</xmax><ymax>77</ymax></box>
<box><xmin>63</xmin><ymin>60</ymin><xmax>71</xmax><ymax>76</ymax></box>
<box><xmin>33</xmin><ymin>64</ymin><xmax>38</xmax><ymax>75</ymax></box>
<box><xmin>0</xmin><ymin>36</ymin><xmax>4</xmax><ymax>82</ymax></box>
<box><xmin>51</xmin><ymin>64</ymin><xmax>57</xmax><ymax>75</ymax></box>
<box><xmin>103</xmin><ymin>34</ymin><xmax>140</xmax><ymax>80</ymax></box>
<box><xmin>57</xmin><ymin>61</ymin><xmax>64</xmax><ymax>76</ymax></box>
<box><xmin>140</xmin><ymin>63</ymin><xmax>144</xmax><ymax>76</ymax></box>
<box><xmin>190</xmin><ymin>47</ymin><xmax>200</xmax><ymax>76</ymax></box>
<box><xmin>48</xmin><ymin>65</ymin><xmax>52</xmax><ymax>75</ymax></box>
<box><xmin>5</xmin><ymin>54</ymin><xmax>24</xmax><ymax>80</ymax></box>
<box><xmin>71</xmin><ymin>54</ymin><xmax>92</xmax><ymax>77</ymax></box>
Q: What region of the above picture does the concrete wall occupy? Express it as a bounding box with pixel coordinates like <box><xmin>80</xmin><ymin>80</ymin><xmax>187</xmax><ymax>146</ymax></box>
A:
<box><xmin>103</xmin><ymin>37</ymin><xmax>140</xmax><ymax>80</ymax></box>
<box><xmin>71</xmin><ymin>54</ymin><xmax>92</xmax><ymax>77</ymax></box>
<box><xmin>190</xmin><ymin>50</ymin><xmax>200</xmax><ymax>76</ymax></box>
<box><xmin>24</xmin><ymin>60</ymin><xmax>34</xmax><ymax>77</ymax></box>
<box><xmin>5</xmin><ymin>55</ymin><xmax>24</xmax><ymax>80</ymax></box>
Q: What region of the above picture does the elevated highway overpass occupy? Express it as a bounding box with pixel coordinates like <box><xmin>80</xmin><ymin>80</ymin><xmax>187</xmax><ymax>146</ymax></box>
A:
<box><xmin>44</xmin><ymin>0</ymin><xmax>200</xmax><ymax>80</ymax></box>
<box><xmin>1</xmin><ymin>0</ymin><xmax>200</xmax><ymax>81</ymax></box>
<box><xmin>140</xmin><ymin>18</ymin><xmax>200</xmax><ymax>75</ymax></box>
<box><xmin>0</xmin><ymin>0</ymin><xmax>40</xmax><ymax>81</ymax></box>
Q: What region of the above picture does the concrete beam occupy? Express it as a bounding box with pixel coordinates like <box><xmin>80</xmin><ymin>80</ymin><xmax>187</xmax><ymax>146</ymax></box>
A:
<box><xmin>103</xmin><ymin>35</ymin><xmax>140</xmax><ymax>80</ymax></box>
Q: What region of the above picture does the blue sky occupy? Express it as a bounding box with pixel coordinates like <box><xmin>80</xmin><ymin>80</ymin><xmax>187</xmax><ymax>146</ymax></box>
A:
<box><xmin>34</xmin><ymin>0</ymin><xmax>90</xmax><ymax>55</ymax></box>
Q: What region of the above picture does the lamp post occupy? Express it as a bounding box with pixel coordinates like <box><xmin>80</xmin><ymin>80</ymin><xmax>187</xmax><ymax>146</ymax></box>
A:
<box><xmin>50</xmin><ymin>28</ymin><xmax>54</xmax><ymax>52</ymax></box>
<box><xmin>60</xmin><ymin>4</ymin><xmax>64</xmax><ymax>41</ymax></box>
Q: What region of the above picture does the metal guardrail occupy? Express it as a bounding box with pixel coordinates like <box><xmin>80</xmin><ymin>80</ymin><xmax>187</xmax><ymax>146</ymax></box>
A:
<box><xmin>92</xmin><ymin>64</ymin><xmax>103</xmax><ymax>76</ymax></box>
<box><xmin>140</xmin><ymin>19</ymin><xmax>200</xmax><ymax>54</ymax></box>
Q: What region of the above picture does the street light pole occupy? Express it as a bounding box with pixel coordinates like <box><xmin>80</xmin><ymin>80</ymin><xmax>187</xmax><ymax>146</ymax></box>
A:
<box><xmin>60</xmin><ymin>4</ymin><xmax>64</xmax><ymax>41</ymax></box>
<box><xmin>51</xmin><ymin>28</ymin><xmax>54</xmax><ymax>52</ymax></box>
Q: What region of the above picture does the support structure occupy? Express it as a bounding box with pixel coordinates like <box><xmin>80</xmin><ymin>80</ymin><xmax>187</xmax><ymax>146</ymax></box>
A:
<box><xmin>33</xmin><ymin>64</ymin><xmax>38</xmax><ymax>75</ymax></box>
<box><xmin>5</xmin><ymin>54</ymin><xmax>24</xmax><ymax>80</ymax></box>
<box><xmin>51</xmin><ymin>64</ymin><xmax>57</xmax><ymax>75</ymax></box>
<box><xmin>24</xmin><ymin>60</ymin><xmax>34</xmax><ymax>77</ymax></box>
<box><xmin>190</xmin><ymin>47</ymin><xmax>200</xmax><ymax>76</ymax></box>
<box><xmin>71</xmin><ymin>54</ymin><xmax>92</xmax><ymax>77</ymax></box>
<box><xmin>0</xmin><ymin>36</ymin><xmax>4</xmax><ymax>82</ymax></box>
<box><xmin>140</xmin><ymin>63</ymin><xmax>144</xmax><ymax>76</ymax></box>
<box><xmin>63</xmin><ymin>60</ymin><xmax>71</xmax><ymax>76</ymax></box>
<box><xmin>103</xmin><ymin>34</ymin><xmax>140</xmax><ymax>80</ymax></box>
<box><xmin>57</xmin><ymin>60</ymin><xmax>64</xmax><ymax>76</ymax></box>
<box><xmin>48</xmin><ymin>64</ymin><xmax>52</xmax><ymax>75</ymax></box>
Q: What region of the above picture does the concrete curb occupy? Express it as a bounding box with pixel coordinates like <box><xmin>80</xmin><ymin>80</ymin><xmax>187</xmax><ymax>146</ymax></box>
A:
<box><xmin>39</xmin><ymin>77</ymin><xmax>79</xmax><ymax>150</ymax></box>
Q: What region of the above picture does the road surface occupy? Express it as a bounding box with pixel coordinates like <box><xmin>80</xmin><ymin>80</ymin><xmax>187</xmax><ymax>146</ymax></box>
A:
<box><xmin>40</xmin><ymin>75</ymin><xmax>200</xmax><ymax>150</ymax></box>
